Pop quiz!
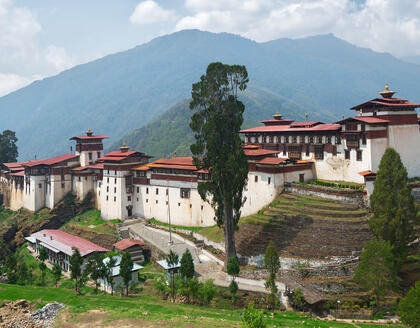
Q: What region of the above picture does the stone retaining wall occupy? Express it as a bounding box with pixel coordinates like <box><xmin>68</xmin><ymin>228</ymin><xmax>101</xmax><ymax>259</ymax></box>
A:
<box><xmin>409</xmin><ymin>183</ymin><xmax>420</xmax><ymax>202</ymax></box>
<box><xmin>286</xmin><ymin>183</ymin><xmax>368</xmax><ymax>206</ymax></box>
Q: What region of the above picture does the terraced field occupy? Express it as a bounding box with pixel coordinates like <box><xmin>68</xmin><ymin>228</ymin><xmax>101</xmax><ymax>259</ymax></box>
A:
<box><xmin>235</xmin><ymin>193</ymin><xmax>372</xmax><ymax>259</ymax></box>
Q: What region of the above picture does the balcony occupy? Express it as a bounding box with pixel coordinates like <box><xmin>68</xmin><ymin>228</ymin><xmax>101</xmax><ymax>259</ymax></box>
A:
<box><xmin>346</xmin><ymin>140</ymin><xmax>359</xmax><ymax>148</ymax></box>
<box><xmin>288</xmin><ymin>151</ymin><xmax>302</xmax><ymax>160</ymax></box>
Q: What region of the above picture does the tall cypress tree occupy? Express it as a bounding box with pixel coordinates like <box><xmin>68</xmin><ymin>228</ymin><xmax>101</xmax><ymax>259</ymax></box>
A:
<box><xmin>369</xmin><ymin>148</ymin><xmax>416</xmax><ymax>263</ymax></box>
<box><xmin>190</xmin><ymin>62</ymin><xmax>249</xmax><ymax>269</ymax></box>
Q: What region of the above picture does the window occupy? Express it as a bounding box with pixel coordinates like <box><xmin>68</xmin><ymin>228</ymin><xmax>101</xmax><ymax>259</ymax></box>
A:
<box><xmin>180</xmin><ymin>188</ymin><xmax>190</xmax><ymax>198</ymax></box>
<box><xmin>114</xmin><ymin>178</ymin><xmax>117</xmax><ymax>184</ymax></box>
<box><xmin>317</xmin><ymin>136</ymin><xmax>322</xmax><ymax>144</ymax></box>
<box><xmin>107</xmin><ymin>177</ymin><xmax>109</xmax><ymax>183</ymax></box>
<box><xmin>357</xmin><ymin>150</ymin><xmax>362</xmax><ymax>161</ymax></box>
<box><xmin>283</xmin><ymin>144</ymin><xmax>286</xmax><ymax>155</ymax></box>
<box><xmin>106</xmin><ymin>186</ymin><xmax>109</xmax><ymax>192</ymax></box>
<box><xmin>97</xmin><ymin>152</ymin><xmax>101</xmax><ymax>158</ymax></box>
<box><xmin>114</xmin><ymin>170</ymin><xmax>117</xmax><ymax>175</ymax></box>
<box><xmin>146</xmin><ymin>187</ymin><xmax>149</xmax><ymax>194</ymax></box>
<box><xmin>345</xmin><ymin>150</ymin><xmax>350</xmax><ymax>160</ymax></box>
<box><xmin>166</xmin><ymin>188</ymin><xmax>169</xmax><ymax>196</ymax></box>
<box><xmin>346</xmin><ymin>122</ymin><xmax>357</xmax><ymax>131</ymax></box>
<box><xmin>361</xmin><ymin>124</ymin><xmax>365</xmax><ymax>132</ymax></box>
<box><xmin>327</xmin><ymin>136</ymin><xmax>331</xmax><ymax>144</ymax></box>
<box><xmin>156</xmin><ymin>200</ymin><xmax>158</xmax><ymax>204</ymax></box>
<box><xmin>254</xmin><ymin>175</ymin><xmax>258</xmax><ymax>183</ymax></box>
<box><xmin>78</xmin><ymin>177</ymin><xmax>81</xmax><ymax>182</ymax></box>
<box><xmin>285</xmin><ymin>136</ymin><xmax>289</xmax><ymax>143</ymax></box>
<box><xmin>88</xmin><ymin>152</ymin><xmax>92</xmax><ymax>160</ymax></box>
<box><xmin>362</xmin><ymin>134</ymin><xmax>367</xmax><ymax>145</ymax></box>
<box><xmin>306</xmin><ymin>145</ymin><xmax>310</xmax><ymax>156</ymax></box>
<box><xmin>146</xmin><ymin>199</ymin><xmax>148</xmax><ymax>203</ymax></box>
<box><xmin>190</xmin><ymin>204</ymin><xmax>192</xmax><ymax>208</ymax></box>
<box><xmin>178</xmin><ymin>203</ymin><xmax>180</xmax><ymax>207</ymax></box>
<box><xmin>137</xmin><ymin>198</ymin><xmax>139</xmax><ymax>202</ymax></box>
<box><xmin>300</xmin><ymin>136</ymin><xmax>304</xmax><ymax>144</ymax></box>
<box><xmin>114</xmin><ymin>197</ymin><xmax>116</xmax><ymax>202</ymax></box>
<box><xmin>268</xmin><ymin>177</ymin><xmax>271</xmax><ymax>185</ymax></box>
<box><xmin>156</xmin><ymin>188</ymin><xmax>159</xmax><ymax>195</ymax></box>
<box><xmin>333</xmin><ymin>146</ymin><xmax>337</xmax><ymax>156</ymax></box>
<box><xmin>201</xmin><ymin>205</ymin><xmax>204</xmax><ymax>210</ymax></box>
<box><xmin>292</xmin><ymin>136</ymin><xmax>297</xmax><ymax>143</ymax></box>
<box><xmin>309</xmin><ymin>136</ymin><xmax>314</xmax><ymax>144</ymax></box>
<box><xmin>128</xmin><ymin>196</ymin><xmax>131</xmax><ymax>201</ymax></box>
<box><xmin>85</xmin><ymin>177</ymin><xmax>87</xmax><ymax>181</ymax></box>
<box><xmin>335</xmin><ymin>136</ymin><xmax>341</xmax><ymax>144</ymax></box>
<box><xmin>61</xmin><ymin>182</ymin><xmax>65</xmax><ymax>188</ymax></box>
<box><xmin>136</xmin><ymin>186</ymin><xmax>139</xmax><ymax>193</ymax></box>
<box><xmin>314</xmin><ymin>146</ymin><xmax>324</xmax><ymax>160</ymax></box>
<box><xmin>106</xmin><ymin>195</ymin><xmax>108</xmax><ymax>201</ymax></box>
<box><xmin>114</xmin><ymin>187</ymin><xmax>116</xmax><ymax>193</ymax></box>
<box><xmin>166</xmin><ymin>201</ymin><xmax>168</xmax><ymax>205</ymax></box>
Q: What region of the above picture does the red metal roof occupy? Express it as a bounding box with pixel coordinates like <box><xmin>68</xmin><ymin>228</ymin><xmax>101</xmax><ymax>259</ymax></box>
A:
<box><xmin>31</xmin><ymin>229</ymin><xmax>107</xmax><ymax>256</ymax></box>
<box><xmin>243</xmin><ymin>149</ymin><xmax>280</xmax><ymax>157</ymax></box>
<box><xmin>290</xmin><ymin>121</ymin><xmax>320</xmax><ymax>127</ymax></box>
<box><xmin>338</xmin><ymin>117</ymin><xmax>390</xmax><ymax>124</ymax></box>
<box><xmin>351</xmin><ymin>97</ymin><xmax>420</xmax><ymax>110</ymax></box>
<box><xmin>256</xmin><ymin>157</ymin><xmax>288</xmax><ymax>165</ymax></box>
<box><xmin>105</xmin><ymin>151</ymin><xmax>138</xmax><ymax>157</ymax></box>
<box><xmin>114</xmin><ymin>239</ymin><xmax>146</xmax><ymax>250</ymax></box>
<box><xmin>22</xmin><ymin>154</ymin><xmax>79</xmax><ymax>168</ymax></box>
<box><xmin>70</xmin><ymin>135</ymin><xmax>109</xmax><ymax>140</ymax></box>
<box><xmin>149</xmin><ymin>163</ymin><xmax>197</xmax><ymax>170</ymax></box>
<box><xmin>154</xmin><ymin>157</ymin><xmax>194</xmax><ymax>165</ymax></box>
<box><xmin>72</xmin><ymin>163</ymin><xmax>104</xmax><ymax>171</ymax></box>
<box><xmin>97</xmin><ymin>156</ymin><xmax>127</xmax><ymax>161</ymax></box>
<box><xmin>10</xmin><ymin>171</ymin><xmax>25</xmax><ymax>176</ymax></box>
<box><xmin>241</xmin><ymin>123</ymin><xmax>341</xmax><ymax>133</ymax></box>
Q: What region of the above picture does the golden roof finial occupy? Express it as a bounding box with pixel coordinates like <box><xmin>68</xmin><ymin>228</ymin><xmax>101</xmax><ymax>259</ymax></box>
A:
<box><xmin>378</xmin><ymin>83</ymin><xmax>396</xmax><ymax>98</ymax></box>
<box><xmin>119</xmin><ymin>140</ymin><xmax>129</xmax><ymax>152</ymax></box>
<box><xmin>272</xmin><ymin>109</ymin><xmax>283</xmax><ymax>120</ymax></box>
<box><xmin>86</xmin><ymin>128</ymin><xmax>93</xmax><ymax>137</ymax></box>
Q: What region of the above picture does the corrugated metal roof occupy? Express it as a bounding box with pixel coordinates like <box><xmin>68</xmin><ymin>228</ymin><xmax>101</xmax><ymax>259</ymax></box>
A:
<box><xmin>256</xmin><ymin>157</ymin><xmax>288</xmax><ymax>165</ymax></box>
<box><xmin>241</xmin><ymin>123</ymin><xmax>341</xmax><ymax>133</ymax></box>
<box><xmin>22</xmin><ymin>154</ymin><xmax>79</xmax><ymax>168</ymax></box>
<box><xmin>30</xmin><ymin>229</ymin><xmax>107</xmax><ymax>256</ymax></box>
<box><xmin>70</xmin><ymin>135</ymin><xmax>109</xmax><ymax>140</ymax></box>
<box><xmin>114</xmin><ymin>239</ymin><xmax>146</xmax><ymax>250</ymax></box>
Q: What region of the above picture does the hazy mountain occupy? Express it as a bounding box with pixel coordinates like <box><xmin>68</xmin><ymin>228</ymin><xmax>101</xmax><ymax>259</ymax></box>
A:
<box><xmin>108</xmin><ymin>85</ymin><xmax>333</xmax><ymax>159</ymax></box>
<box><xmin>402</xmin><ymin>55</ymin><xmax>420</xmax><ymax>66</ymax></box>
<box><xmin>1</xmin><ymin>30</ymin><xmax>420</xmax><ymax>160</ymax></box>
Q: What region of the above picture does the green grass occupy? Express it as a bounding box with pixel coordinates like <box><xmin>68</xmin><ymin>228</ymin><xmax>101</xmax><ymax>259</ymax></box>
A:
<box><xmin>147</xmin><ymin>218</ymin><xmax>205</xmax><ymax>232</ymax></box>
<box><xmin>62</xmin><ymin>209</ymin><xmax>121</xmax><ymax>235</ymax></box>
<box><xmin>199</xmin><ymin>225</ymin><xmax>224</xmax><ymax>243</ymax></box>
<box><xmin>0</xmin><ymin>283</ymin><xmax>403</xmax><ymax>328</ymax></box>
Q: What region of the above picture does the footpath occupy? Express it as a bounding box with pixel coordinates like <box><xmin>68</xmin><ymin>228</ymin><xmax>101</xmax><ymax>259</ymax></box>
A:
<box><xmin>119</xmin><ymin>219</ymin><xmax>283</xmax><ymax>296</ymax></box>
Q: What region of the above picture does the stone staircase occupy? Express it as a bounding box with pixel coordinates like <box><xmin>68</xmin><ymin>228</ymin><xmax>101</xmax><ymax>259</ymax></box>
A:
<box><xmin>235</xmin><ymin>193</ymin><xmax>371</xmax><ymax>259</ymax></box>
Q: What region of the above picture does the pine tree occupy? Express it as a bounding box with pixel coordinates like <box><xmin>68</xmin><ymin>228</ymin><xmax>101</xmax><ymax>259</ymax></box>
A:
<box><xmin>180</xmin><ymin>249</ymin><xmax>194</xmax><ymax>279</ymax></box>
<box><xmin>398</xmin><ymin>281</ymin><xmax>420</xmax><ymax>328</ymax></box>
<box><xmin>70</xmin><ymin>247</ymin><xmax>84</xmax><ymax>294</ymax></box>
<box><xmin>189</xmin><ymin>62</ymin><xmax>249</xmax><ymax>270</ymax></box>
<box><xmin>167</xmin><ymin>250</ymin><xmax>179</xmax><ymax>301</ymax></box>
<box><xmin>369</xmin><ymin>148</ymin><xmax>416</xmax><ymax>264</ymax></box>
<box><xmin>86</xmin><ymin>252</ymin><xmax>105</xmax><ymax>294</ymax></box>
<box><xmin>38</xmin><ymin>247</ymin><xmax>48</xmax><ymax>286</ymax></box>
<box><xmin>105</xmin><ymin>256</ymin><xmax>117</xmax><ymax>295</ymax></box>
<box><xmin>264</xmin><ymin>241</ymin><xmax>280</xmax><ymax>311</ymax></box>
<box><xmin>227</xmin><ymin>255</ymin><xmax>240</xmax><ymax>303</ymax></box>
<box><xmin>354</xmin><ymin>240</ymin><xmax>397</xmax><ymax>311</ymax></box>
<box><xmin>52</xmin><ymin>263</ymin><xmax>62</xmax><ymax>287</ymax></box>
<box><xmin>120</xmin><ymin>251</ymin><xmax>134</xmax><ymax>297</ymax></box>
<box><xmin>0</xmin><ymin>130</ymin><xmax>18</xmax><ymax>163</ymax></box>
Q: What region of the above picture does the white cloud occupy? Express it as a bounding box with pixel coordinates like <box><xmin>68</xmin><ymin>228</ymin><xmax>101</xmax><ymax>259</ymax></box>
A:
<box><xmin>130</xmin><ymin>1</ymin><xmax>176</xmax><ymax>25</ymax></box>
<box><xmin>45</xmin><ymin>46</ymin><xmax>74</xmax><ymax>72</ymax></box>
<box><xmin>175</xmin><ymin>0</ymin><xmax>420</xmax><ymax>57</ymax></box>
<box><xmin>0</xmin><ymin>0</ymin><xmax>76</xmax><ymax>96</ymax></box>
<box><xmin>0</xmin><ymin>73</ymin><xmax>34</xmax><ymax>97</ymax></box>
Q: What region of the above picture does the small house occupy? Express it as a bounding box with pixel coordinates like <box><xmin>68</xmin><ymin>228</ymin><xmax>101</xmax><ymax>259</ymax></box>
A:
<box><xmin>113</xmin><ymin>238</ymin><xmax>147</xmax><ymax>264</ymax></box>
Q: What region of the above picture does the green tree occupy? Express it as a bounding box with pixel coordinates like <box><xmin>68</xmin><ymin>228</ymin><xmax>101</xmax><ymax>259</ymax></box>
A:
<box><xmin>16</xmin><ymin>262</ymin><xmax>28</xmax><ymax>285</ymax></box>
<box><xmin>398</xmin><ymin>281</ymin><xmax>420</xmax><ymax>328</ymax></box>
<box><xmin>86</xmin><ymin>252</ymin><xmax>105</xmax><ymax>294</ymax></box>
<box><xmin>354</xmin><ymin>240</ymin><xmax>397</xmax><ymax>310</ymax></box>
<box><xmin>292</xmin><ymin>288</ymin><xmax>305</xmax><ymax>310</ymax></box>
<box><xmin>167</xmin><ymin>249</ymin><xmax>179</xmax><ymax>301</ymax></box>
<box><xmin>70</xmin><ymin>247</ymin><xmax>84</xmax><ymax>294</ymax></box>
<box><xmin>264</xmin><ymin>241</ymin><xmax>280</xmax><ymax>311</ymax></box>
<box><xmin>105</xmin><ymin>256</ymin><xmax>117</xmax><ymax>295</ymax></box>
<box><xmin>38</xmin><ymin>247</ymin><xmax>48</xmax><ymax>262</ymax></box>
<box><xmin>37</xmin><ymin>247</ymin><xmax>49</xmax><ymax>286</ymax></box>
<box><xmin>180</xmin><ymin>249</ymin><xmax>194</xmax><ymax>279</ymax></box>
<box><xmin>227</xmin><ymin>255</ymin><xmax>240</xmax><ymax>302</ymax></box>
<box><xmin>0</xmin><ymin>130</ymin><xmax>18</xmax><ymax>163</ymax></box>
<box><xmin>52</xmin><ymin>263</ymin><xmax>62</xmax><ymax>287</ymax></box>
<box><xmin>189</xmin><ymin>62</ymin><xmax>249</xmax><ymax>269</ymax></box>
<box><xmin>120</xmin><ymin>251</ymin><xmax>134</xmax><ymax>297</ymax></box>
<box><xmin>369</xmin><ymin>148</ymin><xmax>416</xmax><ymax>264</ymax></box>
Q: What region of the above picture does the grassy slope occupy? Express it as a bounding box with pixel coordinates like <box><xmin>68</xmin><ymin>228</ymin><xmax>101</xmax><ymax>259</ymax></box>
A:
<box><xmin>61</xmin><ymin>209</ymin><xmax>121</xmax><ymax>236</ymax></box>
<box><xmin>0</xmin><ymin>283</ymin><xmax>402</xmax><ymax>328</ymax></box>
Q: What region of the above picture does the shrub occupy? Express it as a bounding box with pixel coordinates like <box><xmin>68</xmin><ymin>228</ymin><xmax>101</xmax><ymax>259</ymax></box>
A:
<box><xmin>398</xmin><ymin>281</ymin><xmax>420</xmax><ymax>328</ymax></box>
<box><xmin>241</xmin><ymin>303</ymin><xmax>266</xmax><ymax>328</ymax></box>
<box><xmin>198</xmin><ymin>279</ymin><xmax>216</xmax><ymax>305</ymax></box>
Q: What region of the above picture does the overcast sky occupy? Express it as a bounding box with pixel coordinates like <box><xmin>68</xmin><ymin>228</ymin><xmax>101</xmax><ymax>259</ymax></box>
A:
<box><xmin>1</xmin><ymin>0</ymin><xmax>420</xmax><ymax>96</ymax></box>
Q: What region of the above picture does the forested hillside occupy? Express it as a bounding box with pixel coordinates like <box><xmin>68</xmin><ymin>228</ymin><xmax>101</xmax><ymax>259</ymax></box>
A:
<box><xmin>1</xmin><ymin>30</ymin><xmax>420</xmax><ymax>160</ymax></box>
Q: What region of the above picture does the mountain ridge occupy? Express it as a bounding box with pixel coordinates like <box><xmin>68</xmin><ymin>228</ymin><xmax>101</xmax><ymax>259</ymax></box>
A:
<box><xmin>1</xmin><ymin>29</ymin><xmax>420</xmax><ymax>160</ymax></box>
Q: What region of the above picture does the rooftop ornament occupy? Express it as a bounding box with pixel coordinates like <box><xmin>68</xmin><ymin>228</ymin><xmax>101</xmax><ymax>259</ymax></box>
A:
<box><xmin>378</xmin><ymin>83</ymin><xmax>397</xmax><ymax>99</ymax></box>
<box><xmin>272</xmin><ymin>109</ymin><xmax>283</xmax><ymax>120</ymax></box>
<box><xmin>119</xmin><ymin>141</ymin><xmax>129</xmax><ymax>153</ymax></box>
<box><xmin>86</xmin><ymin>128</ymin><xmax>93</xmax><ymax>137</ymax></box>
